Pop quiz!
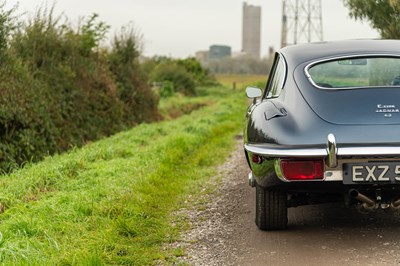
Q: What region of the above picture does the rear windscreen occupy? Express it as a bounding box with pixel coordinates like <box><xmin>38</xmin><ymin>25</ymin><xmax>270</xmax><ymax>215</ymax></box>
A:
<box><xmin>307</xmin><ymin>57</ymin><xmax>400</xmax><ymax>89</ymax></box>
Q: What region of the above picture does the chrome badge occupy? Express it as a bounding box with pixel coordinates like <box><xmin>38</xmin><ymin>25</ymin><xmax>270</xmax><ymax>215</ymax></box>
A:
<box><xmin>376</xmin><ymin>104</ymin><xmax>399</xmax><ymax>118</ymax></box>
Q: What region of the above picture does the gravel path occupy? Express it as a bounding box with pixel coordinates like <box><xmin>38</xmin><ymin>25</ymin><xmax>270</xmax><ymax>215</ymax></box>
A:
<box><xmin>173</xmin><ymin>136</ymin><xmax>250</xmax><ymax>265</ymax></box>
<box><xmin>172</xmin><ymin>136</ymin><xmax>400</xmax><ymax>266</ymax></box>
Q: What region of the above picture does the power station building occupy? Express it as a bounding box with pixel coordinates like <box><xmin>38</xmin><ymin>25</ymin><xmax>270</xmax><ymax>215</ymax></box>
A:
<box><xmin>195</xmin><ymin>45</ymin><xmax>232</xmax><ymax>66</ymax></box>
<box><xmin>209</xmin><ymin>45</ymin><xmax>232</xmax><ymax>60</ymax></box>
<box><xmin>242</xmin><ymin>2</ymin><xmax>261</xmax><ymax>59</ymax></box>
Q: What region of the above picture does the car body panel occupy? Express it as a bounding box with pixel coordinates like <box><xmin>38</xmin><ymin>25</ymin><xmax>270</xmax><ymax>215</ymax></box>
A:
<box><xmin>244</xmin><ymin>40</ymin><xmax>400</xmax><ymax>198</ymax></box>
<box><xmin>296</xmin><ymin>62</ymin><xmax>400</xmax><ymax>125</ymax></box>
<box><xmin>245</xmin><ymin>40</ymin><xmax>400</xmax><ymax>147</ymax></box>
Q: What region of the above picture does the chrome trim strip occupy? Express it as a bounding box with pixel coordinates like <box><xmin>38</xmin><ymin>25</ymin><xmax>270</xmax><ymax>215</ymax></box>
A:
<box><xmin>245</xmin><ymin>144</ymin><xmax>400</xmax><ymax>158</ymax></box>
<box><xmin>304</xmin><ymin>54</ymin><xmax>400</xmax><ymax>90</ymax></box>
<box><xmin>264</xmin><ymin>52</ymin><xmax>288</xmax><ymax>99</ymax></box>
<box><xmin>327</xmin><ymin>133</ymin><xmax>338</xmax><ymax>168</ymax></box>
<box><xmin>324</xmin><ymin>169</ymin><xmax>343</xmax><ymax>181</ymax></box>
<box><xmin>244</xmin><ymin>144</ymin><xmax>327</xmax><ymax>158</ymax></box>
<box><xmin>338</xmin><ymin>147</ymin><xmax>400</xmax><ymax>156</ymax></box>
<box><xmin>245</xmin><ymin>132</ymin><xmax>400</xmax><ymax>184</ymax></box>
<box><xmin>278</xmin><ymin>52</ymin><xmax>287</xmax><ymax>92</ymax></box>
<box><xmin>274</xmin><ymin>159</ymin><xmax>287</xmax><ymax>182</ymax></box>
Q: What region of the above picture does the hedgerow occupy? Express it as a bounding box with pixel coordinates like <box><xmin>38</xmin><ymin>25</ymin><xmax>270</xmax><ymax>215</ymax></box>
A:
<box><xmin>0</xmin><ymin>5</ymin><xmax>159</xmax><ymax>171</ymax></box>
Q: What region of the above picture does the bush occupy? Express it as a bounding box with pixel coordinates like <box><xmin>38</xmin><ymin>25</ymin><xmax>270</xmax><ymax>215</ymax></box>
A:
<box><xmin>177</xmin><ymin>57</ymin><xmax>217</xmax><ymax>86</ymax></box>
<box><xmin>160</xmin><ymin>81</ymin><xmax>175</xmax><ymax>97</ymax></box>
<box><xmin>0</xmin><ymin>7</ymin><xmax>160</xmax><ymax>171</ymax></box>
<box><xmin>0</xmin><ymin>56</ymin><xmax>57</xmax><ymax>171</ymax></box>
<box><xmin>150</xmin><ymin>62</ymin><xmax>196</xmax><ymax>96</ymax></box>
<box><xmin>11</xmin><ymin>10</ymin><xmax>126</xmax><ymax>148</ymax></box>
<box><xmin>108</xmin><ymin>23</ymin><xmax>160</xmax><ymax>122</ymax></box>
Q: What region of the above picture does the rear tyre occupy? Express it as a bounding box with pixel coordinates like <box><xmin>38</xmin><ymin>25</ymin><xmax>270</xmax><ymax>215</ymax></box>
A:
<box><xmin>255</xmin><ymin>184</ymin><xmax>288</xmax><ymax>230</ymax></box>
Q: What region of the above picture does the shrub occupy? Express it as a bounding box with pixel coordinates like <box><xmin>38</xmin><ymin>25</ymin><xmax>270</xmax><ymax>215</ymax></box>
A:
<box><xmin>11</xmin><ymin>11</ymin><xmax>127</xmax><ymax>148</ymax></box>
<box><xmin>160</xmin><ymin>81</ymin><xmax>175</xmax><ymax>97</ymax></box>
<box><xmin>177</xmin><ymin>57</ymin><xmax>217</xmax><ymax>86</ymax></box>
<box><xmin>0</xmin><ymin>7</ymin><xmax>160</xmax><ymax>171</ymax></box>
<box><xmin>150</xmin><ymin>62</ymin><xmax>196</xmax><ymax>96</ymax></box>
<box><xmin>108</xmin><ymin>23</ymin><xmax>160</xmax><ymax>122</ymax></box>
<box><xmin>0</xmin><ymin>56</ymin><xmax>57</xmax><ymax>172</ymax></box>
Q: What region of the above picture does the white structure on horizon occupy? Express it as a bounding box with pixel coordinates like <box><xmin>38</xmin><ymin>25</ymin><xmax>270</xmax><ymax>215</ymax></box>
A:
<box><xmin>281</xmin><ymin>0</ymin><xmax>323</xmax><ymax>47</ymax></box>
<box><xmin>242</xmin><ymin>2</ymin><xmax>261</xmax><ymax>59</ymax></box>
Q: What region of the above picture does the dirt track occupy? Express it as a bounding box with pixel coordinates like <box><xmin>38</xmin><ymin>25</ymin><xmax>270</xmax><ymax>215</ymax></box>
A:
<box><xmin>176</xmin><ymin>137</ymin><xmax>400</xmax><ymax>266</ymax></box>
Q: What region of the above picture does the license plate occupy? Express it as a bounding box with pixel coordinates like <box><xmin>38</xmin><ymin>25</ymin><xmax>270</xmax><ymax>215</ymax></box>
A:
<box><xmin>343</xmin><ymin>162</ymin><xmax>400</xmax><ymax>184</ymax></box>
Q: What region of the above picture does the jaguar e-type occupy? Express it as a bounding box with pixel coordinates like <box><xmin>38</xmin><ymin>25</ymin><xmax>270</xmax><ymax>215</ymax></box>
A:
<box><xmin>244</xmin><ymin>40</ymin><xmax>400</xmax><ymax>230</ymax></box>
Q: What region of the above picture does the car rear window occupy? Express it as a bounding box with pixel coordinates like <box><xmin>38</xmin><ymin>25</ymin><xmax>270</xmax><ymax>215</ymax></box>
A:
<box><xmin>307</xmin><ymin>56</ymin><xmax>400</xmax><ymax>89</ymax></box>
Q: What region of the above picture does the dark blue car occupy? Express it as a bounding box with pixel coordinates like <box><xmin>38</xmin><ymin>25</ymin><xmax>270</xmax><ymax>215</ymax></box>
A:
<box><xmin>244</xmin><ymin>40</ymin><xmax>400</xmax><ymax>230</ymax></box>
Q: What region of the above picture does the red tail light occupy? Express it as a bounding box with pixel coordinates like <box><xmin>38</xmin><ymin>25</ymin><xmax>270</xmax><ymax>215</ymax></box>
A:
<box><xmin>280</xmin><ymin>160</ymin><xmax>324</xmax><ymax>181</ymax></box>
<box><xmin>252</xmin><ymin>154</ymin><xmax>263</xmax><ymax>164</ymax></box>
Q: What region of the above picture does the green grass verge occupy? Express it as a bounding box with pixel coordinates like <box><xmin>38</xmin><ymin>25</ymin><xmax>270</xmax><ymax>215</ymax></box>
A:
<box><xmin>158</xmin><ymin>86</ymin><xmax>228</xmax><ymax>120</ymax></box>
<box><xmin>0</xmin><ymin>86</ymin><xmax>247</xmax><ymax>265</ymax></box>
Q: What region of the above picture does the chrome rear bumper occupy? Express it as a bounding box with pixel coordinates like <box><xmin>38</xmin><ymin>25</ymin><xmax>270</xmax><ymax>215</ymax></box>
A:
<box><xmin>245</xmin><ymin>133</ymin><xmax>400</xmax><ymax>183</ymax></box>
<box><xmin>245</xmin><ymin>133</ymin><xmax>400</xmax><ymax>166</ymax></box>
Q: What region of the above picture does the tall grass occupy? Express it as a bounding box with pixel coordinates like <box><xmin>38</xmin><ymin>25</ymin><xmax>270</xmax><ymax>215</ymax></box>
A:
<box><xmin>0</xmin><ymin>86</ymin><xmax>246</xmax><ymax>264</ymax></box>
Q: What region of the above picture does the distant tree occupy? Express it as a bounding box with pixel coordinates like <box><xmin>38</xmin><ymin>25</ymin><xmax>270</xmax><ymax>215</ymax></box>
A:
<box><xmin>177</xmin><ymin>57</ymin><xmax>213</xmax><ymax>85</ymax></box>
<box><xmin>150</xmin><ymin>62</ymin><xmax>196</xmax><ymax>95</ymax></box>
<box><xmin>109</xmin><ymin>23</ymin><xmax>159</xmax><ymax>122</ymax></box>
<box><xmin>343</xmin><ymin>0</ymin><xmax>400</xmax><ymax>39</ymax></box>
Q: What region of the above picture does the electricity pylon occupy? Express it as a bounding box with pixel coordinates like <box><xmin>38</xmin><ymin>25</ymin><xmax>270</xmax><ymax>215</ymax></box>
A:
<box><xmin>281</xmin><ymin>0</ymin><xmax>323</xmax><ymax>48</ymax></box>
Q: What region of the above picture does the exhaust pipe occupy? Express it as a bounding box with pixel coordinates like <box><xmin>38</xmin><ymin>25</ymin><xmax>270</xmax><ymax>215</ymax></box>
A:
<box><xmin>349</xmin><ymin>189</ymin><xmax>377</xmax><ymax>211</ymax></box>
<box><xmin>391</xmin><ymin>198</ymin><xmax>400</xmax><ymax>209</ymax></box>
<box><xmin>349</xmin><ymin>190</ymin><xmax>400</xmax><ymax>211</ymax></box>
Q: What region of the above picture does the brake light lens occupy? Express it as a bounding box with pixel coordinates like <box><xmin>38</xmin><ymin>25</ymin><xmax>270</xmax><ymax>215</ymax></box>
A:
<box><xmin>280</xmin><ymin>160</ymin><xmax>324</xmax><ymax>181</ymax></box>
<box><xmin>252</xmin><ymin>154</ymin><xmax>263</xmax><ymax>164</ymax></box>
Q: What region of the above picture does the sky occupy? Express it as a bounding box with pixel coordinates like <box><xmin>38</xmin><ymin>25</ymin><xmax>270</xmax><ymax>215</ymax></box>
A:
<box><xmin>8</xmin><ymin>0</ymin><xmax>379</xmax><ymax>58</ymax></box>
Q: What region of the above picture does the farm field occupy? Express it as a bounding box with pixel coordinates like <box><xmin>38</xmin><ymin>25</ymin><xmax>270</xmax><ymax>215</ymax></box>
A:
<box><xmin>214</xmin><ymin>74</ymin><xmax>266</xmax><ymax>89</ymax></box>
